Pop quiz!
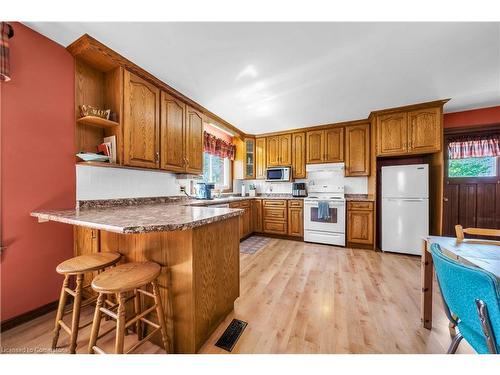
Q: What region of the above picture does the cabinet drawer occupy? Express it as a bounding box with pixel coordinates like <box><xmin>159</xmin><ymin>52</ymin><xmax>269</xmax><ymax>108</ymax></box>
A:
<box><xmin>348</xmin><ymin>201</ymin><xmax>373</xmax><ymax>211</ymax></box>
<box><xmin>263</xmin><ymin>207</ymin><xmax>287</xmax><ymax>221</ymax></box>
<box><xmin>229</xmin><ymin>202</ymin><xmax>241</xmax><ymax>208</ymax></box>
<box><xmin>263</xmin><ymin>220</ymin><xmax>287</xmax><ymax>235</ymax></box>
<box><xmin>239</xmin><ymin>200</ymin><xmax>251</xmax><ymax>208</ymax></box>
<box><xmin>263</xmin><ymin>199</ymin><xmax>286</xmax><ymax>207</ymax></box>
<box><xmin>288</xmin><ymin>200</ymin><xmax>303</xmax><ymax>207</ymax></box>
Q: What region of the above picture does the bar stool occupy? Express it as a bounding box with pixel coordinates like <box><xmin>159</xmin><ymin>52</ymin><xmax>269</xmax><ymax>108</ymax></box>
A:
<box><xmin>52</xmin><ymin>252</ymin><xmax>121</xmax><ymax>353</ymax></box>
<box><xmin>87</xmin><ymin>261</ymin><xmax>169</xmax><ymax>354</ymax></box>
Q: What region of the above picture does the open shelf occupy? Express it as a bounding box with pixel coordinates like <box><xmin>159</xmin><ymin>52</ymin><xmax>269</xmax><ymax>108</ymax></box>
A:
<box><xmin>76</xmin><ymin>116</ymin><xmax>119</xmax><ymax>129</ymax></box>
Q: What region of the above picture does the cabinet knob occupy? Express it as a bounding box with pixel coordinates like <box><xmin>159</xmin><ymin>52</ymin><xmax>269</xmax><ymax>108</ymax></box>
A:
<box><xmin>155</xmin><ymin>151</ymin><xmax>159</xmax><ymax>162</ymax></box>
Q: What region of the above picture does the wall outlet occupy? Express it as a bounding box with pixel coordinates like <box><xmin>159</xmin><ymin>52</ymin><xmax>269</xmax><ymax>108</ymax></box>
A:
<box><xmin>179</xmin><ymin>186</ymin><xmax>186</xmax><ymax>193</ymax></box>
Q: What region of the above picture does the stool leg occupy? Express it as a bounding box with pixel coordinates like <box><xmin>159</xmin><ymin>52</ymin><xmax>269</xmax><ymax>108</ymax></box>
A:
<box><xmin>88</xmin><ymin>293</ymin><xmax>105</xmax><ymax>354</ymax></box>
<box><xmin>69</xmin><ymin>273</ymin><xmax>84</xmax><ymax>354</ymax></box>
<box><xmin>134</xmin><ymin>289</ymin><xmax>143</xmax><ymax>340</ymax></box>
<box><xmin>115</xmin><ymin>293</ymin><xmax>126</xmax><ymax>354</ymax></box>
<box><xmin>152</xmin><ymin>280</ymin><xmax>169</xmax><ymax>353</ymax></box>
<box><xmin>51</xmin><ymin>274</ymin><xmax>69</xmax><ymax>350</ymax></box>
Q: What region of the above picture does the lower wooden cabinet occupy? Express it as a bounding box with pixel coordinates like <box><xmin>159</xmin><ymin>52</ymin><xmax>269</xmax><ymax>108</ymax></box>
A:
<box><xmin>230</xmin><ymin>200</ymin><xmax>252</xmax><ymax>239</ymax></box>
<box><xmin>347</xmin><ymin>201</ymin><xmax>374</xmax><ymax>247</ymax></box>
<box><xmin>287</xmin><ymin>200</ymin><xmax>303</xmax><ymax>237</ymax></box>
<box><xmin>252</xmin><ymin>199</ymin><xmax>263</xmax><ymax>232</ymax></box>
<box><xmin>263</xmin><ymin>199</ymin><xmax>288</xmax><ymax>235</ymax></box>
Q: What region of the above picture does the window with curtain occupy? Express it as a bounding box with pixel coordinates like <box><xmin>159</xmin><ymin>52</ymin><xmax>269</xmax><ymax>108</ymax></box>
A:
<box><xmin>447</xmin><ymin>133</ymin><xmax>500</xmax><ymax>178</ymax></box>
<box><xmin>203</xmin><ymin>131</ymin><xmax>236</xmax><ymax>190</ymax></box>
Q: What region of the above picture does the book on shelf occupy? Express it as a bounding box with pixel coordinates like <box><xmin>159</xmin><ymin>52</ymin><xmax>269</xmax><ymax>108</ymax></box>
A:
<box><xmin>103</xmin><ymin>135</ymin><xmax>117</xmax><ymax>163</ymax></box>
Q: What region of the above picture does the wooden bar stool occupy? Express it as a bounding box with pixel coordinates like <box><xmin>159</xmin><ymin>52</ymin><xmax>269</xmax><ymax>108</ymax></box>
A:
<box><xmin>52</xmin><ymin>252</ymin><xmax>121</xmax><ymax>353</ymax></box>
<box><xmin>87</xmin><ymin>261</ymin><xmax>169</xmax><ymax>354</ymax></box>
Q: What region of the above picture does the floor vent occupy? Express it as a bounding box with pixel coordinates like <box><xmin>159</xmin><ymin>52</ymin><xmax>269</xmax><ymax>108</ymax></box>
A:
<box><xmin>214</xmin><ymin>319</ymin><xmax>248</xmax><ymax>352</ymax></box>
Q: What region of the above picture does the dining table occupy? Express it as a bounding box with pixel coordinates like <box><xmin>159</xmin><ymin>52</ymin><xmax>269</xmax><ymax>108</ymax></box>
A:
<box><xmin>421</xmin><ymin>235</ymin><xmax>500</xmax><ymax>330</ymax></box>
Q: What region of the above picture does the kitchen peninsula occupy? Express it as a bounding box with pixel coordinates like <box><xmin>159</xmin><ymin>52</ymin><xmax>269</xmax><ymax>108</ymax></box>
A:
<box><xmin>31</xmin><ymin>198</ymin><xmax>243</xmax><ymax>353</ymax></box>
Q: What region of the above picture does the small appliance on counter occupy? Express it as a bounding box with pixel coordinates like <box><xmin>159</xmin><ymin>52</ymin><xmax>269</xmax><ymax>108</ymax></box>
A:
<box><xmin>292</xmin><ymin>182</ymin><xmax>307</xmax><ymax>197</ymax></box>
<box><xmin>266</xmin><ymin>167</ymin><xmax>291</xmax><ymax>182</ymax></box>
<box><xmin>196</xmin><ymin>183</ymin><xmax>215</xmax><ymax>200</ymax></box>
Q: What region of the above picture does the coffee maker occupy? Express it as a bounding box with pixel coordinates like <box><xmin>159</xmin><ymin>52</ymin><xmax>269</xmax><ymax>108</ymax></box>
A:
<box><xmin>292</xmin><ymin>182</ymin><xmax>307</xmax><ymax>197</ymax></box>
<box><xmin>196</xmin><ymin>183</ymin><xmax>215</xmax><ymax>200</ymax></box>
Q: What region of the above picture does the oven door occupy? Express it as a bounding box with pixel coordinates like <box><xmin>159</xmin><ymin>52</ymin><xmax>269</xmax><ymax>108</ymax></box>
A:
<box><xmin>304</xmin><ymin>200</ymin><xmax>345</xmax><ymax>233</ymax></box>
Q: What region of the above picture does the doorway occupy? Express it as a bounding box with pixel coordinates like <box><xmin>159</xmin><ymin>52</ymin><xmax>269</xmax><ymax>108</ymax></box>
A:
<box><xmin>442</xmin><ymin>126</ymin><xmax>500</xmax><ymax>236</ymax></box>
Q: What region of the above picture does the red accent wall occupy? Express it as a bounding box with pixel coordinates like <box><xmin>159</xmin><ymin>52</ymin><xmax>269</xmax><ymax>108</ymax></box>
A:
<box><xmin>444</xmin><ymin>105</ymin><xmax>500</xmax><ymax>128</ymax></box>
<box><xmin>1</xmin><ymin>23</ymin><xmax>75</xmax><ymax>321</ymax></box>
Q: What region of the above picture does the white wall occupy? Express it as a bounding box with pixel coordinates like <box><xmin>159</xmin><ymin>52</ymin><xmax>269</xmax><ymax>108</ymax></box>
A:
<box><xmin>234</xmin><ymin>176</ymin><xmax>368</xmax><ymax>195</ymax></box>
<box><xmin>76</xmin><ymin>165</ymin><xmax>181</xmax><ymax>200</ymax></box>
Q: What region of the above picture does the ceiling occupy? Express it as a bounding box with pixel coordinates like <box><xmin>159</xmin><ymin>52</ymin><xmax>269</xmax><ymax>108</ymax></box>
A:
<box><xmin>27</xmin><ymin>22</ymin><xmax>500</xmax><ymax>134</ymax></box>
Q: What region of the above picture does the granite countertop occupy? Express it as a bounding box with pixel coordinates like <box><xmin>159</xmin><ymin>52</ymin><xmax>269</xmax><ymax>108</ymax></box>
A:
<box><xmin>188</xmin><ymin>194</ymin><xmax>304</xmax><ymax>206</ymax></box>
<box><xmin>31</xmin><ymin>203</ymin><xmax>244</xmax><ymax>234</ymax></box>
<box><xmin>345</xmin><ymin>194</ymin><xmax>376</xmax><ymax>202</ymax></box>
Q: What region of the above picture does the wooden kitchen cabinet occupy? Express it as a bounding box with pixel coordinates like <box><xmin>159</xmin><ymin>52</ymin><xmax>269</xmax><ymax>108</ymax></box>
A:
<box><xmin>252</xmin><ymin>199</ymin><xmax>263</xmax><ymax>233</ymax></box>
<box><xmin>255</xmin><ymin>137</ymin><xmax>266</xmax><ymax>179</ymax></box>
<box><xmin>345</xmin><ymin>122</ymin><xmax>370</xmax><ymax>176</ymax></box>
<box><xmin>287</xmin><ymin>200</ymin><xmax>304</xmax><ymax>237</ymax></box>
<box><xmin>230</xmin><ymin>200</ymin><xmax>252</xmax><ymax>239</ymax></box>
<box><xmin>234</xmin><ymin>137</ymin><xmax>255</xmax><ymax>180</ymax></box>
<box><xmin>267</xmin><ymin>134</ymin><xmax>292</xmax><ymax>166</ymax></box>
<box><xmin>123</xmin><ymin>70</ymin><xmax>160</xmax><ymax>169</ymax></box>
<box><xmin>263</xmin><ymin>199</ymin><xmax>288</xmax><ymax>235</ymax></box>
<box><xmin>185</xmin><ymin>105</ymin><xmax>204</xmax><ymax>174</ymax></box>
<box><xmin>347</xmin><ymin>201</ymin><xmax>374</xmax><ymax>248</ymax></box>
<box><xmin>376</xmin><ymin>105</ymin><xmax>442</xmax><ymax>157</ymax></box>
<box><xmin>407</xmin><ymin>107</ymin><xmax>442</xmax><ymax>154</ymax></box>
<box><xmin>292</xmin><ymin>132</ymin><xmax>306</xmax><ymax>179</ymax></box>
<box><xmin>306</xmin><ymin>127</ymin><xmax>344</xmax><ymax>164</ymax></box>
<box><xmin>160</xmin><ymin>91</ymin><xmax>186</xmax><ymax>172</ymax></box>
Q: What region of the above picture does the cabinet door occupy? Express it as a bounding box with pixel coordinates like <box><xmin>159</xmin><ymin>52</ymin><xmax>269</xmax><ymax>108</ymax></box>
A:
<box><xmin>347</xmin><ymin>209</ymin><xmax>374</xmax><ymax>245</ymax></box>
<box><xmin>255</xmin><ymin>138</ymin><xmax>267</xmax><ymax>179</ymax></box>
<box><xmin>292</xmin><ymin>132</ymin><xmax>306</xmax><ymax>179</ymax></box>
<box><xmin>252</xmin><ymin>199</ymin><xmax>263</xmax><ymax>232</ymax></box>
<box><xmin>245</xmin><ymin>139</ymin><xmax>255</xmax><ymax>179</ymax></box>
<box><xmin>185</xmin><ymin>106</ymin><xmax>204</xmax><ymax>174</ymax></box>
<box><xmin>306</xmin><ymin>130</ymin><xmax>324</xmax><ymax>164</ymax></box>
<box><xmin>408</xmin><ymin>107</ymin><xmax>441</xmax><ymax>154</ymax></box>
<box><xmin>160</xmin><ymin>91</ymin><xmax>185</xmax><ymax>172</ymax></box>
<box><xmin>376</xmin><ymin>112</ymin><xmax>408</xmax><ymax>156</ymax></box>
<box><xmin>287</xmin><ymin>207</ymin><xmax>303</xmax><ymax>237</ymax></box>
<box><xmin>267</xmin><ymin>136</ymin><xmax>280</xmax><ymax>166</ymax></box>
<box><xmin>345</xmin><ymin>123</ymin><xmax>370</xmax><ymax>176</ymax></box>
<box><xmin>244</xmin><ymin>207</ymin><xmax>252</xmax><ymax>237</ymax></box>
<box><xmin>324</xmin><ymin>127</ymin><xmax>344</xmax><ymax>162</ymax></box>
<box><xmin>279</xmin><ymin>134</ymin><xmax>292</xmax><ymax>165</ymax></box>
<box><xmin>123</xmin><ymin>70</ymin><xmax>160</xmax><ymax>168</ymax></box>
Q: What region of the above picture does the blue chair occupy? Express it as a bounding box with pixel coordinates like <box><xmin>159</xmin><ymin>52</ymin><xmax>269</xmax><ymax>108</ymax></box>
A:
<box><xmin>430</xmin><ymin>243</ymin><xmax>500</xmax><ymax>354</ymax></box>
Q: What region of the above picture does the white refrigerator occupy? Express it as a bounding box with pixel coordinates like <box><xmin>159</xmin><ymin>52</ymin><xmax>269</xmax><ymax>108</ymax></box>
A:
<box><xmin>381</xmin><ymin>164</ymin><xmax>429</xmax><ymax>255</ymax></box>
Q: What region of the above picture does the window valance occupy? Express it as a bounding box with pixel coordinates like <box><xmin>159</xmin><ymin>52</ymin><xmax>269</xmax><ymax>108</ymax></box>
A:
<box><xmin>448</xmin><ymin>134</ymin><xmax>500</xmax><ymax>159</ymax></box>
<box><xmin>203</xmin><ymin>131</ymin><xmax>236</xmax><ymax>160</ymax></box>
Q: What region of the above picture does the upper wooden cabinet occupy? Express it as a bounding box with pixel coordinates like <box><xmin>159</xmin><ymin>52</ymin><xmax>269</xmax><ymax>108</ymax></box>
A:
<box><xmin>185</xmin><ymin>106</ymin><xmax>204</xmax><ymax>174</ymax></box>
<box><xmin>267</xmin><ymin>134</ymin><xmax>292</xmax><ymax>166</ymax></box>
<box><xmin>255</xmin><ymin>137</ymin><xmax>266</xmax><ymax>179</ymax></box>
<box><xmin>292</xmin><ymin>132</ymin><xmax>306</xmax><ymax>179</ymax></box>
<box><xmin>234</xmin><ymin>137</ymin><xmax>256</xmax><ymax>180</ymax></box>
<box><xmin>376</xmin><ymin>105</ymin><xmax>442</xmax><ymax>157</ymax></box>
<box><xmin>160</xmin><ymin>91</ymin><xmax>185</xmax><ymax>172</ymax></box>
<box><xmin>306</xmin><ymin>127</ymin><xmax>344</xmax><ymax>164</ymax></box>
<box><xmin>123</xmin><ymin>70</ymin><xmax>160</xmax><ymax>169</ymax></box>
<box><xmin>345</xmin><ymin>123</ymin><xmax>370</xmax><ymax>176</ymax></box>
<box><xmin>407</xmin><ymin>107</ymin><xmax>442</xmax><ymax>153</ymax></box>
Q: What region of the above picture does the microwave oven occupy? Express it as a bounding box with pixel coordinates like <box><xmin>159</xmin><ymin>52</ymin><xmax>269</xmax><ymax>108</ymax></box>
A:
<box><xmin>266</xmin><ymin>167</ymin><xmax>291</xmax><ymax>182</ymax></box>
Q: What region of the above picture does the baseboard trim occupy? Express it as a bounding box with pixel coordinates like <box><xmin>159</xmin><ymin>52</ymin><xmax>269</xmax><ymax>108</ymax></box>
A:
<box><xmin>1</xmin><ymin>300</ymin><xmax>59</xmax><ymax>332</ymax></box>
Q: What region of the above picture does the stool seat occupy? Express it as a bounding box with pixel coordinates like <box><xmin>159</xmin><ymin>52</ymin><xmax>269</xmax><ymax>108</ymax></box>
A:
<box><xmin>56</xmin><ymin>252</ymin><xmax>121</xmax><ymax>275</ymax></box>
<box><xmin>91</xmin><ymin>262</ymin><xmax>161</xmax><ymax>293</ymax></box>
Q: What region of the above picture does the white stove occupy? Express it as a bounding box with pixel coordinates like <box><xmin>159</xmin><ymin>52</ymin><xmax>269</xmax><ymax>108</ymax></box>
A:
<box><xmin>303</xmin><ymin>163</ymin><xmax>346</xmax><ymax>246</ymax></box>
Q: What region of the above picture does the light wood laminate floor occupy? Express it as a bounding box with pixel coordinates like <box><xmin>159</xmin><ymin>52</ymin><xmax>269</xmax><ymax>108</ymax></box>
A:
<box><xmin>0</xmin><ymin>238</ymin><xmax>472</xmax><ymax>354</ymax></box>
